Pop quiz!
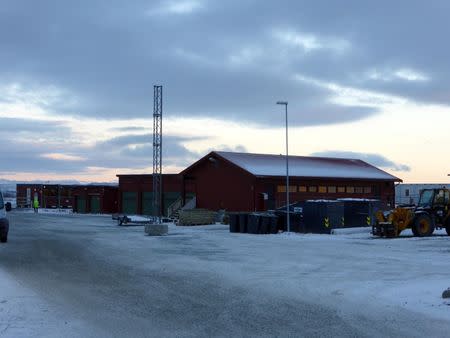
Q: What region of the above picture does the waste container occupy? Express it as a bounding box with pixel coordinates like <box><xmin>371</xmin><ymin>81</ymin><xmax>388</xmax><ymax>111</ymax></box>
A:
<box><xmin>259</xmin><ymin>214</ymin><xmax>271</xmax><ymax>234</ymax></box>
<box><xmin>303</xmin><ymin>200</ymin><xmax>344</xmax><ymax>234</ymax></box>
<box><xmin>275</xmin><ymin>210</ymin><xmax>304</xmax><ymax>233</ymax></box>
<box><xmin>266</xmin><ymin>214</ymin><xmax>278</xmax><ymax>234</ymax></box>
<box><xmin>247</xmin><ymin>213</ymin><xmax>260</xmax><ymax>234</ymax></box>
<box><xmin>338</xmin><ymin>198</ymin><xmax>381</xmax><ymax>228</ymax></box>
<box><xmin>239</xmin><ymin>213</ymin><xmax>248</xmax><ymax>233</ymax></box>
<box><xmin>229</xmin><ymin>213</ymin><xmax>240</xmax><ymax>233</ymax></box>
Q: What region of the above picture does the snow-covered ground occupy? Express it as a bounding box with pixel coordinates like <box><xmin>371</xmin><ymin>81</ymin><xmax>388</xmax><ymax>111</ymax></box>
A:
<box><xmin>94</xmin><ymin>221</ymin><xmax>450</xmax><ymax>324</ymax></box>
<box><xmin>121</xmin><ymin>224</ymin><xmax>450</xmax><ymax>323</ymax></box>
<box><xmin>2</xmin><ymin>213</ymin><xmax>450</xmax><ymax>337</ymax></box>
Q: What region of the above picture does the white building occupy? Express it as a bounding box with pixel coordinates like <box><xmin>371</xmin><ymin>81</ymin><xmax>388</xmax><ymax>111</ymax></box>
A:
<box><xmin>395</xmin><ymin>183</ymin><xmax>449</xmax><ymax>206</ymax></box>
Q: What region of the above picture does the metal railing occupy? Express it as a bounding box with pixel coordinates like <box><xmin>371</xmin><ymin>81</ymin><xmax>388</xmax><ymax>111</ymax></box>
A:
<box><xmin>167</xmin><ymin>196</ymin><xmax>183</xmax><ymax>218</ymax></box>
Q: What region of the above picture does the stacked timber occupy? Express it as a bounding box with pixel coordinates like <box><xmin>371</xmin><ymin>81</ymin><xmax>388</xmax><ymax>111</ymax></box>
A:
<box><xmin>178</xmin><ymin>209</ymin><xmax>217</xmax><ymax>226</ymax></box>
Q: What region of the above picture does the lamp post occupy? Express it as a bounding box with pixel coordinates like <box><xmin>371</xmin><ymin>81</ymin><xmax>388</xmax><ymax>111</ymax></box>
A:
<box><xmin>277</xmin><ymin>101</ymin><xmax>290</xmax><ymax>233</ymax></box>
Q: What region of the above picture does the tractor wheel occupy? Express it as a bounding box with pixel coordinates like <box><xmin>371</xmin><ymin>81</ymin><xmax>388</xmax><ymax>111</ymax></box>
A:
<box><xmin>413</xmin><ymin>214</ymin><xmax>435</xmax><ymax>237</ymax></box>
<box><xmin>411</xmin><ymin>224</ymin><xmax>418</xmax><ymax>237</ymax></box>
<box><xmin>445</xmin><ymin>220</ymin><xmax>450</xmax><ymax>236</ymax></box>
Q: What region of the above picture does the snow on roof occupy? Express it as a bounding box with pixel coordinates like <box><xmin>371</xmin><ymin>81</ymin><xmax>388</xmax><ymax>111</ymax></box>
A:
<box><xmin>215</xmin><ymin>151</ymin><xmax>401</xmax><ymax>181</ymax></box>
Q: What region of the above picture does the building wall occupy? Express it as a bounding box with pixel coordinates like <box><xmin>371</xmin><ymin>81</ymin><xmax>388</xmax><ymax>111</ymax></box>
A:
<box><xmin>182</xmin><ymin>156</ymin><xmax>256</xmax><ymax>212</ymax></box>
<box><xmin>182</xmin><ymin>156</ymin><xmax>397</xmax><ymax>212</ymax></box>
<box><xmin>16</xmin><ymin>184</ymin><xmax>118</xmax><ymax>213</ymax></box>
<box><xmin>17</xmin><ymin>184</ymin><xmax>43</xmax><ymax>208</ymax></box>
<box><xmin>255</xmin><ymin>178</ymin><xmax>396</xmax><ymax>210</ymax></box>
<box><xmin>395</xmin><ymin>183</ymin><xmax>449</xmax><ymax>206</ymax></box>
<box><xmin>72</xmin><ymin>185</ymin><xmax>119</xmax><ymax>214</ymax></box>
<box><xmin>117</xmin><ymin>174</ymin><xmax>186</xmax><ymax>215</ymax></box>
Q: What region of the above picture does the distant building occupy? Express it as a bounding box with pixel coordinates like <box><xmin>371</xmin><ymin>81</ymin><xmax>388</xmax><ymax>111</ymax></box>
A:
<box><xmin>179</xmin><ymin>151</ymin><xmax>401</xmax><ymax>212</ymax></box>
<box><xmin>395</xmin><ymin>183</ymin><xmax>449</xmax><ymax>206</ymax></box>
<box><xmin>16</xmin><ymin>184</ymin><xmax>118</xmax><ymax>213</ymax></box>
<box><xmin>116</xmin><ymin>174</ymin><xmax>194</xmax><ymax>217</ymax></box>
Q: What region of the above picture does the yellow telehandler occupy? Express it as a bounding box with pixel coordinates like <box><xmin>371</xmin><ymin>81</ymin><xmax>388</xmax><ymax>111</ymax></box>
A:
<box><xmin>373</xmin><ymin>188</ymin><xmax>450</xmax><ymax>238</ymax></box>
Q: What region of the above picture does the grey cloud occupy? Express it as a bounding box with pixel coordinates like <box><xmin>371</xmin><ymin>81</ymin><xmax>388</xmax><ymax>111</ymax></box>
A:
<box><xmin>0</xmin><ymin>0</ymin><xmax>414</xmax><ymax>126</ymax></box>
<box><xmin>0</xmin><ymin>129</ymin><xmax>201</xmax><ymax>174</ymax></box>
<box><xmin>206</xmin><ymin>144</ymin><xmax>248</xmax><ymax>154</ymax></box>
<box><xmin>310</xmin><ymin>150</ymin><xmax>411</xmax><ymax>172</ymax></box>
<box><xmin>0</xmin><ymin>118</ymin><xmax>69</xmax><ymax>134</ymax></box>
<box><xmin>1</xmin><ymin>0</ymin><xmax>449</xmax><ymax>178</ymax></box>
<box><xmin>110</xmin><ymin>126</ymin><xmax>148</xmax><ymax>133</ymax></box>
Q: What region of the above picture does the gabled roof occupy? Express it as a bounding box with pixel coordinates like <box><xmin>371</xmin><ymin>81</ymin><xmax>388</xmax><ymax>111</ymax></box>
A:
<box><xmin>207</xmin><ymin>151</ymin><xmax>402</xmax><ymax>181</ymax></box>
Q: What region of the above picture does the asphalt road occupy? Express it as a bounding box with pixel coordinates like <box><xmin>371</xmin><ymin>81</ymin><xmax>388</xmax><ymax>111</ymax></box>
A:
<box><xmin>1</xmin><ymin>212</ymin><xmax>450</xmax><ymax>338</ymax></box>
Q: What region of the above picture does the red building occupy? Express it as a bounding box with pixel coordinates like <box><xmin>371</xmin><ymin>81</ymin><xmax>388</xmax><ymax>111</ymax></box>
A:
<box><xmin>180</xmin><ymin>151</ymin><xmax>402</xmax><ymax>212</ymax></box>
<box><xmin>116</xmin><ymin>174</ymin><xmax>194</xmax><ymax>216</ymax></box>
<box><xmin>16</xmin><ymin>184</ymin><xmax>118</xmax><ymax>213</ymax></box>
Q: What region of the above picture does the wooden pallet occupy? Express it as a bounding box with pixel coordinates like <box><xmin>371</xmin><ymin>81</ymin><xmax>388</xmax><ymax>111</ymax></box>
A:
<box><xmin>178</xmin><ymin>209</ymin><xmax>217</xmax><ymax>226</ymax></box>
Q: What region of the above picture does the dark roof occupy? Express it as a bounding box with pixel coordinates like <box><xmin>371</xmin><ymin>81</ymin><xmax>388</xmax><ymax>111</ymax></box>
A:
<box><xmin>188</xmin><ymin>151</ymin><xmax>402</xmax><ymax>181</ymax></box>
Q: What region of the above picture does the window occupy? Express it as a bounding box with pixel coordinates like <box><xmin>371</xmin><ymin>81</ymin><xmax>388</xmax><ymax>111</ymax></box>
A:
<box><xmin>337</xmin><ymin>186</ymin><xmax>346</xmax><ymax>193</ymax></box>
<box><xmin>328</xmin><ymin>186</ymin><xmax>336</xmax><ymax>193</ymax></box>
<box><xmin>346</xmin><ymin>186</ymin><xmax>355</xmax><ymax>194</ymax></box>
<box><xmin>318</xmin><ymin>186</ymin><xmax>327</xmax><ymax>193</ymax></box>
<box><xmin>277</xmin><ymin>186</ymin><xmax>297</xmax><ymax>193</ymax></box>
<box><xmin>364</xmin><ymin>187</ymin><xmax>372</xmax><ymax>194</ymax></box>
<box><xmin>309</xmin><ymin>186</ymin><xmax>317</xmax><ymax>193</ymax></box>
<box><xmin>277</xmin><ymin>185</ymin><xmax>286</xmax><ymax>193</ymax></box>
<box><xmin>299</xmin><ymin>186</ymin><xmax>307</xmax><ymax>193</ymax></box>
<box><xmin>405</xmin><ymin>189</ymin><xmax>410</xmax><ymax>197</ymax></box>
<box><xmin>355</xmin><ymin>187</ymin><xmax>363</xmax><ymax>194</ymax></box>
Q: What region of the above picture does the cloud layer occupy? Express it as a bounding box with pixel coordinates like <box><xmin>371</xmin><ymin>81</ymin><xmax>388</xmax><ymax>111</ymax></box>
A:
<box><xmin>1</xmin><ymin>0</ymin><xmax>448</xmax><ymax>180</ymax></box>
<box><xmin>3</xmin><ymin>1</ymin><xmax>448</xmax><ymax>124</ymax></box>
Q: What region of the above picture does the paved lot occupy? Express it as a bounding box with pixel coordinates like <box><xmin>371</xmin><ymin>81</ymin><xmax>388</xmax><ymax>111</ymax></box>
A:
<box><xmin>1</xmin><ymin>212</ymin><xmax>450</xmax><ymax>337</ymax></box>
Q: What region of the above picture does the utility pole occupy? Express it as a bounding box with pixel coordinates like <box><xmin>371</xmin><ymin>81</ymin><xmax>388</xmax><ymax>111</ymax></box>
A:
<box><xmin>277</xmin><ymin>101</ymin><xmax>290</xmax><ymax>233</ymax></box>
<box><xmin>153</xmin><ymin>85</ymin><xmax>163</xmax><ymax>224</ymax></box>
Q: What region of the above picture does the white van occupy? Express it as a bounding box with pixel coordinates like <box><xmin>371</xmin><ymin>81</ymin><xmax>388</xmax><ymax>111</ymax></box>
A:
<box><xmin>0</xmin><ymin>191</ymin><xmax>10</xmax><ymax>243</ymax></box>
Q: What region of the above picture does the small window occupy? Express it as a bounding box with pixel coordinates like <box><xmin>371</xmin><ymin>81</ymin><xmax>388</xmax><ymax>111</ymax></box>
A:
<box><xmin>299</xmin><ymin>186</ymin><xmax>307</xmax><ymax>193</ymax></box>
<box><xmin>309</xmin><ymin>186</ymin><xmax>317</xmax><ymax>193</ymax></box>
<box><xmin>405</xmin><ymin>189</ymin><xmax>410</xmax><ymax>197</ymax></box>
<box><xmin>346</xmin><ymin>186</ymin><xmax>355</xmax><ymax>194</ymax></box>
<box><xmin>355</xmin><ymin>187</ymin><xmax>363</xmax><ymax>194</ymax></box>
<box><xmin>337</xmin><ymin>186</ymin><xmax>346</xmax><ymax>193</ymax></box>
<box><xmin>328</xmin><ymin>186</ymin><xmax>336</xmax><ymax>193</ymax></box>
<box><xmin>277</xmin><ymin>185</ymin><xmax>296</xmax><ymax>193</ymax></box>
<box><xmin>318</xmin><ymin>186</ymin><xmax>327</xmax><ymax>193</ymax></box>
<box><xmin>364</xmin><ymin>187</ymin><xmax>372</xmax><ymax>194</ymax></box>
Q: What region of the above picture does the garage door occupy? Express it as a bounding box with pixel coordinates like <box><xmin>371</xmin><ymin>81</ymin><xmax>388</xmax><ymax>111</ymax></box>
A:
<box><xmin>142</xmin><ymin>192</ymin><xmax>153</xmax><ymax>215</ymax></box>
<box><xmin>76</xmin><ymin>197</ymin><xmax>86</xmax><ymax>213</ymax></box>
<box><xmin>122</xmin><ymin>192</ymin><xmax>137</xmax><ymax>215</ymax></box>
<box><xmin>90</xmin><ymin>195</ymin><xmax>101</xmax><ymax>213</ymax></box>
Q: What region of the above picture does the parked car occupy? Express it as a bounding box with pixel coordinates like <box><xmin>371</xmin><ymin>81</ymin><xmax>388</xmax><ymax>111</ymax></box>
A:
<box><xmin>0</xmin><ymin>191</ymin><xmax>11</xmax><ymax>243</ymax></box>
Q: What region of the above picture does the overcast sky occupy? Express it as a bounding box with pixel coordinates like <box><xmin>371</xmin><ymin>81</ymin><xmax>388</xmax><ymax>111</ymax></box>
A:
<box><xmin>0</xmin><ymin>0</ymin><xmax>449</xmax><ymax>183</ymax></box>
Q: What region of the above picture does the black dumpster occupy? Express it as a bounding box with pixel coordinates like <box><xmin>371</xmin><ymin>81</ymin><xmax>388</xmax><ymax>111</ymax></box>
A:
<box><xmin>247</xmin><ymin>213</ymin><xmax>261</xmax><ymax>234</ymax></box>
<box><xmin>267</xmin><ymin>214</ymin><xmax>278</xmax><ymax>234</ymax></box>
<box><xmin>275</xmin><ymin>210</ymin><xmax>304</xmax><ymax>233</ymax></box>
<box><xmin>239</xmin><ymin>213</ymin><xmax>248</xmax><ymax>233</ymax></box>
<box><xmin>338</xmin><ymin>199</ymin><xmax>382</xmax><ymax>228</ymax></box>
<box><xmin>259</xmin><ymin>214</ymin><xmax>271</xmax><ymax>234</ymax></box>
<box><xmin>229</xmin><ymin>213</ymin><xmax>240</xmax><ymax>233</ymax></box>
<box><xmin>303</xmin><ymin>200</ymin><xmax>345</xmax><ymax>234</ymax></box>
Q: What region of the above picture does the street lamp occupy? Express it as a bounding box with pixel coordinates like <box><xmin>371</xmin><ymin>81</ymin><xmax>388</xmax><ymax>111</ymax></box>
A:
<box><xmin>277</xmin><ymin>101</ymin><xmax>290</xmax><ymax>233</ymax></box>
